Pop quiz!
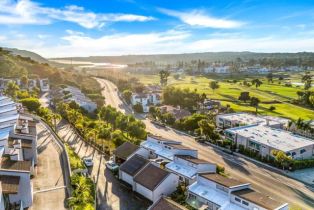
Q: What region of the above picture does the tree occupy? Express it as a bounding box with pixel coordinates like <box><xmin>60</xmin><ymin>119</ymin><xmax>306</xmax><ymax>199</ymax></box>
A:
<box><xmin>20</xmin><ymin>75</ymin><xmax>28</xmax><ymax>88</ymax></box>
<box><xmin>51</xmin><ymin>113</ymin><xmax>61</xmax><ymax>132</ymax></box>
<box><xmin>4</xmin><ymin>81</ymin><xmax>19</xmax><ymax>99</ymax></box>
<box><xmin>209</xmin><ymin>81</ymin><xmax>219</xmax><ymax>94</ymax></box>
<box><xmin>238</xmin><ymin>92</ymin><xmax>250</xmax><ymax>103</ymax></box>
<box><xmin>198</xmin><ymin>119</ymin><xmax>219</xmax><ymax>141</ymax></box>
<box><xmin>271</xmin><ymin>150</ymin><xmax>292</xmax><ymax>170</ymax></box>
<box><xmin>302</xmin><ymin>72</ymin><xmax>312</xmax><ymax>90</ymax></box>
<box><xmin>19</xmin><ymin>97</ymin><xmax>41</xmax><ymax>112</ymax></box>
<box><xmin>296</xmin><ymin>91</ymin><xmax>304</xmax><ymax>100</ymax></box>
<box><xmin>250</xmin><ymin>97</ymin><xmax>260</xmax><ymax>114</ymax></box>
<box><xmin>133</xmin><ymin>103</ymin><xmax>143</xmax><ymax>113</ymax></box>
<box><xmin>122</xmin><ymin>89</ymin><xmax>132</xmax><ymax>104</ymax></box>
<box><xmin>269</xmin><ymin>105</ymin><xmax>276</xmax><ymax>111</ymax></box>
<box><xmin>266</xmin><ymin>73</ymin><xmax>273</xmax><ymax>83</ymax></box>
<box><xmin>251</xmin><ymin>79</ymin><xmax>263</xmax><ymax>89</ymax></box>
<box><xmin>159</xmin><ymin>70</ymin><xmax>170</xmax><ymax>86</ymax></box>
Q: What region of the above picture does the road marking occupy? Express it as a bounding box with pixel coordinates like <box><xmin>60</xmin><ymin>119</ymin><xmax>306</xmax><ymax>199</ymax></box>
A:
<box><xmin>33</xmin><ymin>185</ymin><xmax>66</xmax><ymax>194</ymax></box>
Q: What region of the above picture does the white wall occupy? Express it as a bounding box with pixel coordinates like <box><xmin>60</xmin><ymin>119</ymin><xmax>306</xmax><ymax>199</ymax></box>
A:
<box><xmin>152</xmin><ymin>173</ymin><xmax>178</xmax><ymax>202</ymax></box>
<box><xmin>134</xmin><ymin>183</ymin><xmax>153</xmax><ymax>201</ymax></box>
<box><xmin>0</xmin><ymin>171</ymin><xmax>32</xmax><ymax>208</ymax></box>
<box><xmin>120</xmin><ymin>171</ymin><xmax>134</xmax><ymax>186</ymax></box>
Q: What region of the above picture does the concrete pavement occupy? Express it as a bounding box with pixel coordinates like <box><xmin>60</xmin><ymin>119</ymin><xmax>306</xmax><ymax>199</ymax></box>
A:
<box><xmin>95</xmin><ymin>77</ymin><xmax>314</xmax><ymax>210</ymax></box>
<box><xmin>57</xmin><ymin>120</ymin><xmax>150</xmax><ymax>210</ymax></box>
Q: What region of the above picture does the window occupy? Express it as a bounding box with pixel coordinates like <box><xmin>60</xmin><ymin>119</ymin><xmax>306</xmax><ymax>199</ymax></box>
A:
<box><xmin>292</xmin><ymin>152</ymin><xmax>296</xmax><ymax>156</ymax></box>
<box><xmin>300</xmin><ymin>149</ymin><xmax>306</xmax><ymax>154</ymax></box>
<box><xmin>242</xmin><ymin>200</ymin><xmax>249</xmax><ymax>206</ymax></box>
<box><xmin>235</xmin><ymin>197</ymin><xmax>241</xmax><ymax>202</ymax></box>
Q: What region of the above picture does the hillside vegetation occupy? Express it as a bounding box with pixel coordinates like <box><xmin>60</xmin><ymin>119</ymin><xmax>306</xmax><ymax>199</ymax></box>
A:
<box><xmin>0</xmin><ymin>48</ymin><xmax>101</xmax><ymax>94</ymax></box>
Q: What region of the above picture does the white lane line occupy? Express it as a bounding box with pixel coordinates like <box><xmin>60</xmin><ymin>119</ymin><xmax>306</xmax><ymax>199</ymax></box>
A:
<box><xmin>33</xmin><ymin>186</ymin><xmax>66</xmax><ymax>194</ymax></box>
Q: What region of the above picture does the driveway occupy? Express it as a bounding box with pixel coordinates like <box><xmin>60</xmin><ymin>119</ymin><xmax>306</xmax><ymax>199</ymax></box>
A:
<box><xmin>57</xmin><ymin>120</ymin><xmax>150</xmax><ymax>210</ymax></box>
<box><xmin>31</xmin><ymin>122</ymin><xmax>67</xmax><ymax>210</ymax></box>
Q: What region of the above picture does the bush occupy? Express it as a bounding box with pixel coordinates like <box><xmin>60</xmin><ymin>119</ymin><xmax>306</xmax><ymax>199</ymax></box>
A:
<box><xmin>133</xmin><ymin>103</ymin><xmax>143</xmax><ymax>113</ymax></box>
<box><xmin>20</xmin><ymin>97</ymin><xmax>41</xmax><ymax>112</ymax></box>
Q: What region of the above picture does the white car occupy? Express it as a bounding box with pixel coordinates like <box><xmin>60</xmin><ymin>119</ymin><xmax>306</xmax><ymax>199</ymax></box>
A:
<box><xmin>83</xmin><ymin>157</ymin><xmax>93</xmax><ymax>167</ymax></box>
<box><xmin>105</xmin><ymin>160</ymin><xmax>119</xmax><ymax>171</ymax></box>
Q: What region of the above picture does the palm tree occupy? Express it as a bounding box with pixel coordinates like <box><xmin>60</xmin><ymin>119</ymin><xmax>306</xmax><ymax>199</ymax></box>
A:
<box><xmin>51</xmin><ymin>113</ymin><xmax>61</xmax><ymax>132</ymax></box>
<box><xmin>251</xmin><ymin>79</ymin><xmax>263</xmax><ymax>89</ymax></box>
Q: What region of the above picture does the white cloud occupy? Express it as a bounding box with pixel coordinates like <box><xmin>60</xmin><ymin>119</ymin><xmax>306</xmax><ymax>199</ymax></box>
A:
<box><xmin>0</xmin><ymin>0</ymin><xmax>155</xmax><ymax>28</ymax></box>
<box><xmin>160</xmin><ymin>8</ymin><xmax>244</xmax><ymax>29</ymax></box>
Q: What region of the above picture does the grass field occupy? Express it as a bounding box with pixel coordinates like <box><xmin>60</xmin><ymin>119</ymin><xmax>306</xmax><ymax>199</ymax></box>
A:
<box><xmin>136</xmin><ymin>74</ymin><xmax>314</xmax><ymax>120</ymax></box>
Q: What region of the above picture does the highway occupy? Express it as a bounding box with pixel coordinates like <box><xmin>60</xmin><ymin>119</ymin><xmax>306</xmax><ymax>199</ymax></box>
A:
<box><xmin>95</xmin><ymin>77</ymin><xmax>314</xmax><ymax>210</ymax></box>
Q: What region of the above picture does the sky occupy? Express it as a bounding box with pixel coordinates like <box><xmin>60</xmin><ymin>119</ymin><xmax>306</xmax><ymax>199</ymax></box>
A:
<box><xmin>1</xmin><ymin>0</ymin><xmax>314</xmax><ymax>57</ymax></box>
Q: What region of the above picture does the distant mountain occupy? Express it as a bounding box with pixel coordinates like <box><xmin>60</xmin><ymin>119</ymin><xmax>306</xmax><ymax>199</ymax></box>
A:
<box><xmin>4</xmin><ymin>47</ymin><xmax>49</xmax><ymax>64</ymax></box>
<box><xmin>51</xmin><ymin>51</ymin><xmax>314</xmax><ymax>64</ymax></box>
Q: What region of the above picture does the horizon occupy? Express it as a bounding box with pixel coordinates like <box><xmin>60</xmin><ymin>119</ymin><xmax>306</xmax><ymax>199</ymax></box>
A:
<box><xmin>1</xmin><ymin>0</ymin><xmax>314</xmax><ymax>57</ymax></box>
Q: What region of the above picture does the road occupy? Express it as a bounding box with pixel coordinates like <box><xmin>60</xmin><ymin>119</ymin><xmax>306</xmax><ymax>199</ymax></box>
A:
<box><xmin>57</xmin><ymin>120</ymin><xmax>150</xmax><ymax>210</ymax></box>
<box><xmin>95</xmin><ymin>77</ymin><xmax>314</xmax><ymax>210</ymax></box>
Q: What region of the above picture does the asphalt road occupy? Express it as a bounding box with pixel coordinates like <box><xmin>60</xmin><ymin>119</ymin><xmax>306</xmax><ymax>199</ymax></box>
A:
<box><xmin>95</xmin><ymin>77</ymin><xmax>314</xmax><ymax>210</ymax></box>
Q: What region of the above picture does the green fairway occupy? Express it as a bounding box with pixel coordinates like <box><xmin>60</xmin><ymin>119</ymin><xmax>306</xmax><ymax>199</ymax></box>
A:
<box><xmin>136</xmin><ymin>74</ymin><xmax>314</xmax><ymax>120</ymax></box>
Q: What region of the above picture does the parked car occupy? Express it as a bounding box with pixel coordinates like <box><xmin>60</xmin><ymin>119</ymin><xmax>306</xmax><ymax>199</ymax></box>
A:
<box><xmin>151</xmin><ymin>120</ymin><xmax>166</xmax><ymax>127</ymax></box>
<box><xmin>83</xmin><ymin>157</ymin><xmax>93</xmax><ymax>167</ymax></box>
<box><xmin>106</xmin><ymin>160</ymin><xmax>119</xmax><ymax>171</ymax></box>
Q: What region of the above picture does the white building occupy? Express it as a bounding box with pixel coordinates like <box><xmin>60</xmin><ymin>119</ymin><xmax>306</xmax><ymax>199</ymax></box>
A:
<box><xmin>216</xmin><ymin>113</ymin><xmax>288</xmax><ymax>129</ymax></box>
<box><xmin>165</xmin><ymin>155</ymin><xmax>216</xmax><ymax>185</ymax></box>
<box><xmin>39</xmin><ymin>79</ymin><xmax>49</xmax><ymax>92</ymax></box>
<box><xmin>138</xmin><ymin>134</ymin><xmax>197</xmax><ymax>162</ymax></box>
<box><xmin>225</xmin><ymin>125</ymin><xmax>314</xmax><ymax>160</ymax></box>
<box><xmin>187</xmin><ymin>173</ymin><xmax>288</xmax><ymax>210</ymax></box>
<box><xmin>133</xmin><ymin>163</ymin><xmax>179</xmax><ymax>203</ymax></box>
<box><xmin>131</xmin><ymin>93</ymin><xmax>161</xmax><ymax>113</ymax></box>
<box><xmin>204</xmin><ymin>66</ymin><xmax>230</xmax><ymax>74</ymax></box>
<box><xmin>62</xmin><ymin>86</ymin><xmax>97</xmax><ymax>112</ymax></box>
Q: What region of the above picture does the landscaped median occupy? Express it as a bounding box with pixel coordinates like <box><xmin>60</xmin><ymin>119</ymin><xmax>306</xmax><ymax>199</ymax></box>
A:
<box><xmin>65</xmin><ymin>143</ymin><xmax>95</xmax><ymax>210</ymax></box>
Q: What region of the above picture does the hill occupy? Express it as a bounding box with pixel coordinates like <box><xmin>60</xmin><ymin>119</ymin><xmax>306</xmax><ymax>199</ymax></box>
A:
<box><xmin>4</xmin><ymin>47</ymin><xmax>49</xmax><ymax>64</ymax></box>
<box><xmin>51</xmin><ymin>51</ymin><xmax>314</xmax><ymax>65</ymax></box>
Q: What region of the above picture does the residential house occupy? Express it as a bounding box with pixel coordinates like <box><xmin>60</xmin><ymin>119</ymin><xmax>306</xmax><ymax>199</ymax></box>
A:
<box><xmin>159</xmin><ymin>105</ymin><xmax>191</xmax><ymax>120</ymax></box>
<box><xmin>113</xmin><ymin>142</ymin><xmax>139</xmax><ymax>165</ymax></box>
<box><xmin>216</xmin><ymin>113</ymin><xmax>288</xmax><ymax>129</ymax></box>
<box><xmin>166</xmin><ymin>155</ymin><xmax>216</xmax><ymax>185</ymax></box>
<box><xmin>187</xmin><ymin>173</ymin><xmax>288</xmax><ymax>210</ymax></box>
<box><xmin>133</xmin><ymin>163</ymin><xmax>179</xmax><ymax>203</ymax></box>
<box><xmin>225</xmin><ymin>125</ymin><xmax>314</xmax><ymax>160</ymax></box>
<box><xmin>138</xmin><ymin>134</ymin><xmax>197</xmax><ymax>162</ymax></box>
<box><xmin>131</xmin><ymin>93</ymin><xmax>161</xmax><ymax>113</ymax></box>
<box><xmin>148</xmin><ymin>196</ymin><xmax>188</xmax><ymax>210</ymax></box>
<box><xmin>27</xmin><ymin>79</ymin><xmax>37</xmax><ymax>90</ymax></box>
<box><xmin>39</xmin><ymin>79</ymin><xmax>49</xmax><ymax>92</ymax></box>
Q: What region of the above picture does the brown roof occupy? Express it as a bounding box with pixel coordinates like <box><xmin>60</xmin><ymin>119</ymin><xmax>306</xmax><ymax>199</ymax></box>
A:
<box><xmin>150</xmin><ymin>197</ymin><xmax>187</xmax><ymax>210</ymax></box>
<box><xmin>119</xmin><ymin>154</ymin><xmax>149</xmax><ymax>176</ymax></box>
<box><xmin>1</xmin><ymin>157</ymin><xmax>31</xmax><ymax>172</ymax></box>
<box><xmin>134</xmin><ymin>163</ymin><xmax>170</xmax><ymax>191</ymax></box>
<box><xmin>200</xmin><ymin>173</ymin><xmax>249</xmax><ymax>188</ymax></box>
<box><xmin>113</xmin><ymin>142</ymin><xmax>139</xmax><ymax>160</ymax></box>
<box><xmin>232</xmin><ymin>188</ymin><xmax>286</xmax><ymax>210</ymax></box>
<box><xmin>170</xmin><ymin>144</ymin><xmax>195</xmax><ymax>150</ymax></box>
<box><xmin>0</xmin><ymin>175</ymin><xmax>20</xmax><ymax>194</ymax></box>
<box><xmin>175</xmin><ymin>155</ymin><xmax>213</xmax><ymax>165</ymax></box>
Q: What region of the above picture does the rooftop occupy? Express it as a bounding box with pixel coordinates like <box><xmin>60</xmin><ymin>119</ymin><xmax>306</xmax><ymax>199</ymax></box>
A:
<box><xmin>149</xmin><ymin>197</ymin><xmax>187</xmax><ymax>210</ymax></box>
<box><xmin>227</xmin><ymin>125</ymin><xmax>314</xmax><ymax>152</ymax></box>
<box><xmin>170</xmin><ymin>144</ymin><xmax>195</xmax><ymax>151</ymax></box>
<box><xmin>119</xmin><ymin>154</ymin><xmax>149</xmax><ymax>176</ymax></box>
<box><xmin>200</xmin><ymin>173</ymin><xmax>249</xmax><ymax>188</ymax></box>
<box><xmin>0</xmin><ymin>157</ymin><xmax>31</xmax><ymax>172</ymax></box>
<box><xmin>134</xmin><ymin>163</ymin><xmax>170</xmax><ymax>191</ymax></box>
<box><xmin>232</xmin><ymin>188</ymin><xmax>287</xmax><ymax>210</ymax></box>
<box><xmin>175</xmin><ymin>155</ymin><xmax>212</xmax><ymax>165</ymax></box>
<box><xmin>0</xmin><ymin>175</ymin><xmax>20</xmax><ymax>194</ymax></box>
<box><xmin>148</xmin><ymin>134</ymin><xmax>179</xmax><ymax>143</ymax></box>
<box><xmin>113</xmin><ymin>142</ymin><xmax>139</xmax><ymax>160</ymax></box>
<box><xmin>166</xmin><ymin>161</ymin><xmax>197</xmax><ymax>179</ymax></box>
<box><xmin>0</xmin><ymin>114</ymin><xmax>19</xmax><ymax>124</ymax></box>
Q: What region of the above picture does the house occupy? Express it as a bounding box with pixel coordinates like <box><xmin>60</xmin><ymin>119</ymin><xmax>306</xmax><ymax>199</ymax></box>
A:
<box><xmin>165</xmin><ymin>155</ymin><xmax>216</xmax><ymax>185</ymax></box>
<box><xmin>131</xmin><ymin>93</ymin><xmax>161</xmax><ymax>113</ymax></box>
<box><xmin>133</xmin><ymin>163</ymin><xmax>179</xmax><ymax>202</ymax></box>
<box><xmin>148</xmin><ymin>196</ymin><xmax>188</xmax><ymax>210</ymax></box>
<box><xmin>225</xmin><ymin>125</ymin><xmax>314</xmax><ymax>160</ymax></box>
<box><xmin>27</xmin><ymin>79</ymin><xmax>37</xmax><ymax>90</ymax></box>
<box><xmin>216</xmin><ymin>113</ymin><xmax>288</xmax><ymax>129</ymax></box>
<box><xmin>139</xmin><ymin>134</ymin><xmax>197</xmax><ymax>162</ymax></box>
<box><xmin>201</xmin><ymin>99</ymin><xmax>221</xmax><ymax>111</ymax></box>
<box><xmin>113</xmin><ymin>142</ymin><xmax>139</xmax><ymax>165</ymax></box>
<box><xmin>62</xmin><ymin>86</ymin><xmax>97</xmax><ymax>112</ymax></box>
<box><xmin>159</xmin><ymin>105</ymin><xmax>191</xmax><ymax>120</ymax></box>
<box><xmin>39</xmin><ymin>79</ymin><xmax>49</xmax><ymax>92</ymax></box>
<box><xmin>119</xmin><ymin>154</ymin><xmax>149</xmax><ymax>186</ymax></box>
<box><xmin>187</xmin><ymin>173</ymin><xmax>288</xmax><ymax>210</ymax></box>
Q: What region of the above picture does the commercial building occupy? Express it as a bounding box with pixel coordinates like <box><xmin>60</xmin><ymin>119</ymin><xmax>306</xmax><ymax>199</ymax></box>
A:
<box><xmin>216</xmin><ymin>113</ymin><xmax>288</xmax><ymax>129</ymax></box>
<box><xmin>225</xmin><ymin>125</ymin><xmax>314</xmax><ymax>160</ymax></box>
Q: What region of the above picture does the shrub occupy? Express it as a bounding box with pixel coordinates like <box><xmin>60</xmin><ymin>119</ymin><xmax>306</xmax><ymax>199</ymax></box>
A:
<box><xmin>19</xmin><ymin>97</ymin><xmax>41</xmax><ymax>112</ymax></box>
